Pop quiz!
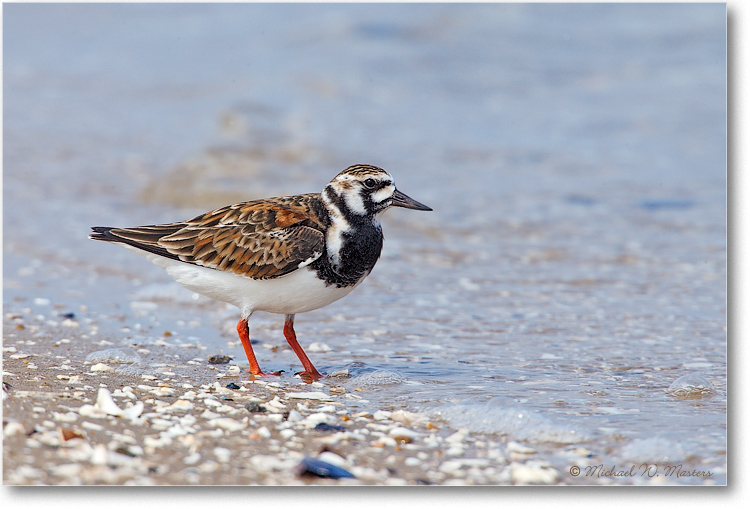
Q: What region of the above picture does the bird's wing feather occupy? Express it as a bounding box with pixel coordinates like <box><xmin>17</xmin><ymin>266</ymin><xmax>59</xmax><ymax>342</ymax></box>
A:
<box><xmin>91</xmin><ymin>194</ymin><xmax>326</xmax><ymax>279</ymax></box>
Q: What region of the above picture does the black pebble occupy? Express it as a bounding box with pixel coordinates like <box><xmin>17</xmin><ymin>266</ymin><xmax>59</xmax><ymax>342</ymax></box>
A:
<box><xmin>206</xmin><ymin>354</ymin><xmax>232</xmax><ymax>364</ymax></box>
<box><xmin>225</xmin><ymin>382</ymin><xmax>241</xmax><ymax>390</ymax></box>
<box><xmin>245</xmin><ymin>402</ymin><xmax>266</xmax><ymax>413</ymax></box>
<box><xmin>296</xmin><ymin>457</ymin><xmax>355</xmax><ymax>479</ymax></box>
<box><xmin>313</xmin><ymin>423</ymin><xmax>347</xmax><ymax>432</ymax></box>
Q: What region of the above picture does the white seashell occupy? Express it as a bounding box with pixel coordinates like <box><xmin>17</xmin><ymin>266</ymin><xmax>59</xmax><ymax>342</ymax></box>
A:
<box><xmin>308</xmin><ymin>342</ymin><xmax>332</xmax><ymax>352</ymax></box>
<box><xmin>507</xmin><ymin>441</ymin><xmax>536</xmax><ymax>455</ymax></box>
<box><xmin>279</xmin><ymin>429</ymin><xmax>296</xmax><ymax>440</ymax></box>
<box><xmin>78</xmin><ymin>404</ymin><xmax>106</xmax><ymax>419</ymax></box>
<box><xmin>81</xmin><ymin>421</ymin><xmax>104</xmax><ymax>431</ymax></box>
<box><xmin>208</xmin><ymin>418</ymin><xmax>247</xmax><ymax>432</ymax></box>
<box><xmin>90</xmin><ymin>363</ymin><xmax>114</xmax><ymax>372</ymax></box>
<box><xmin>317</xmin><ymin>451</ymin><xmax>348</xmax><ymax>468</ymax></box>
<box><xmin>184</xmin><ymin>453</ymin><xmax>201</xmax><ymax>465</ymax></box>
<box><xmin>90</xmin><ymin>444</ymin><xmax>109</xmax><ymax>465</ymax></box>
<box><xmin>4</xmin><ymin>421</ymin><xmax>25</xmax><ymax>436</ymax></box>
<box><xmin>287</xmin><ymin>391</ymin><xmax>331</xmax><ymax>401</ymax></box>
<box><xmin>300</xmin><ymin>412</ymin><xmax>334</xmax><ymax>429</ymax></box>
<box><xmin>388</xmin><ymin>427</ymin><xmax>421</xmax><ymax>439</ymax></box>
<box><xmin>373</xmin><ymin>410</ymin><xmax>392</xmax><ymax>421</ymax></box>
<box><xmin>122</xmin><ymin>402</ymin><xmax>145</xmax><ymax>420</ymax></box>
<box><xmin>214</xmin><ymin>447</ymin><xmax>232</xmax><ymax>463</ymax></box>
<box><xmin>51</xmin><ymin>463</ymin><xmax>83</xmax><ymax>477</ymax></box>
<box><xmin>390</xmin><ymin>410</ymin><xmax>429</xmax><ymax>427</ymax></box>
<box><xmin>445</xmin><ymin>429</ymin><xmax>469</xmax><ymax>443</ymax></box>
<box><xmin>510</xmin><ymin>463</ymin><xmax>559</xmax><ymax>485</ymax></box>
<box><xmin>95</xmin><ymin>388</ymin><xmax>125</xmax><ymax>416</ymax></box>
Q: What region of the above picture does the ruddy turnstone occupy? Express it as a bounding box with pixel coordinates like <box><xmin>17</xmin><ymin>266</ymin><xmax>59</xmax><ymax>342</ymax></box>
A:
<box><xmin>90</xmin><ymin>164</ymin><xmax>431</xmax><ymax>381</ymax></box>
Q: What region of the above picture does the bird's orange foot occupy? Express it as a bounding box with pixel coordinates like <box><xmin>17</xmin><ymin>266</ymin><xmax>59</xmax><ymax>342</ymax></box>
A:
<box><xmin>295</xmin><ymin>370</ymin><xmax>323</xmax><ymax>383</ymax></box>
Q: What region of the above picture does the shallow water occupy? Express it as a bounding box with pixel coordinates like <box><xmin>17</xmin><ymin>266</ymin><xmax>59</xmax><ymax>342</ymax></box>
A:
<box><xmin>3</xmin><ymin>3</ymin><xmax>726</xmax><ymax>484</ymax></box>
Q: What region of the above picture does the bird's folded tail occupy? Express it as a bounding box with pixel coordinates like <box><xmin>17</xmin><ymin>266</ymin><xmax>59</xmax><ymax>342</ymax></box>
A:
<box><xmin>89</xmin><ymin>225</ymin><xmax>181</xmax><ymax>261</ymax></box>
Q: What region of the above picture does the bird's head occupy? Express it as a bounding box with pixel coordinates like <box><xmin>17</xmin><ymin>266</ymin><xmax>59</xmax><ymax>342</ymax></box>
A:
<box><xmin>324</xmin><ymin>164</ymin><xmax>432</xmax><ymax>221</ymax></box>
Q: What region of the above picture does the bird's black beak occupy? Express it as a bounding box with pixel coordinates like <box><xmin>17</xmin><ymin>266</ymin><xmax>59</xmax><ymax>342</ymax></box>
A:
<box><xmin>391</xmin><ymin>189</ymin><xmax>432</xmax><ymax>211</ymax></box>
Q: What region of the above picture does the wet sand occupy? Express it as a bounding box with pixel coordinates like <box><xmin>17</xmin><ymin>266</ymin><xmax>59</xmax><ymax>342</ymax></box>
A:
<box><xmin>4</xmin><ymin>321</ymin><xmax>591</xmax><ymax>486</ymax></box>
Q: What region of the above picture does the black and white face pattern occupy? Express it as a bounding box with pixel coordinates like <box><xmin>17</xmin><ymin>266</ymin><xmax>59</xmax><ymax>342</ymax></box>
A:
<box><xmin>324</xmin><ymin>165</ymin><xmax>397</xmax><ymax>221</ymax></box>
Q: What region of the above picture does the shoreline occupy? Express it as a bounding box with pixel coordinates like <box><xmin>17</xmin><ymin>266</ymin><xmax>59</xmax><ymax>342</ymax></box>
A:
<box><xmin>4</xmin><ymin>320</ymin><xmax>579</xmax><ymax>486</ymax></box>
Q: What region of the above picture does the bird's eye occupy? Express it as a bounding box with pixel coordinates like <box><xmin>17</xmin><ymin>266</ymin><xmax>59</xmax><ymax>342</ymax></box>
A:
<box><xmin>363</xmin><ymin>178</ymin><xmax>377</xmax><ymax>189</ymax></box>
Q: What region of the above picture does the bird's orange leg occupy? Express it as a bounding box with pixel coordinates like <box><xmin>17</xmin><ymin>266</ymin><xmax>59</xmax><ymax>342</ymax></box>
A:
<box><xmin>283</xmin><ymin>314</ymin><xmax>322</xmax><ymax>381</ymax></box>
<box><xmin>237</xmin><ymin>318</ymin><xmax>281</xmax><ymax>377</ymax></box>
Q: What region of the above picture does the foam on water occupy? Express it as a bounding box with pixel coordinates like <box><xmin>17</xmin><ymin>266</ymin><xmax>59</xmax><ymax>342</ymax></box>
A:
<box><xmin>349</xmin><ymin>370</ymin><xmax>407</xmax><ymax>388</ymax></box>
<box><xmin>619</xmin><ymin>436</ymin><xmax>687</xmax><ymax>464</ymax></box>
<box><xmin>667</xmin><ymin>374</ymin><xmax>717</xmax><ymax>400</ymax></box>
<box><xmin>86</xmin><ymin>348</ymin><xmax>141</xmax><ymax>364</ymax></box>
<box><xmin>430</xmin><ymin>397</ymin><xmax>590</xmax><ymax>444</ymax></box>
<box><xmin>116</xmin><ymin>362</ymin><xmax>158</xmax><ymax>378</ymax></box>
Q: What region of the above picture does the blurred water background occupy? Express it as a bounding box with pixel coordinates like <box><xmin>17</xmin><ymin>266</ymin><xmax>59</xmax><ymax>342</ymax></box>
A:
<box><xmin>3</xmin><ymin>3</ymin><xmax>726</xmax><ymax>483</ymax></box>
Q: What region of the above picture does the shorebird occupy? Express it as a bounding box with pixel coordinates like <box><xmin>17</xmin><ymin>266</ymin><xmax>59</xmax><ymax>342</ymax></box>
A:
<box><xmin>90</xmin><ymin>164</ymin><xmax>431</xmax><ymax>380</ymax></box>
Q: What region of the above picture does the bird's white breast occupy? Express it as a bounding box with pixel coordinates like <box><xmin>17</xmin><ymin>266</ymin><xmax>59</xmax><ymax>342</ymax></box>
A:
<box><xmin>124</xmin><ymin>245</ymin><xmax>360</xmax><ymax>317</ymax></box>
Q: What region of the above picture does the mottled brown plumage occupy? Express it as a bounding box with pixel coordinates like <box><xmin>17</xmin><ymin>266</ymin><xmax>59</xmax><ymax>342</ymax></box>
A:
<box><xmin>92</xmin><ymin>194</ymin><xmax>328</xmax><ymax>280</ymax></box>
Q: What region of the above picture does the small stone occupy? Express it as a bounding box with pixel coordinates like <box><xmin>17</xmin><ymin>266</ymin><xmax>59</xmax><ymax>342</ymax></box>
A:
<box><xmin>225</xmin><ymin>382</ymin><xmax>241</xmax><ymax>390</ymax></box>
<box><xmin>206</xmin><ymin>354</ymin><xmax>232</xmax><ymax>365</ymax></box>
<box><xmin>245</xmin><ymin>402</ymin><xmax>267</xmax><ymax>413</ymax></box>
<box><xmin>296</xmin><ymin>457</ymin><xmax>355</xmax><ymax>479</ymax></box>
<box><xmin>314</xmin><ymin>423</ymin><xmax>347</xmax><ymax>432</ymax></box>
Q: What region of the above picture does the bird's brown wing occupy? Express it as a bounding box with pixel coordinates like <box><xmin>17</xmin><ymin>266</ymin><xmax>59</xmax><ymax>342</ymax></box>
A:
<box><xmin>91</xmin><ymin>194</ymin><xmax>326</xmax><ymax>279</ymax></box>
